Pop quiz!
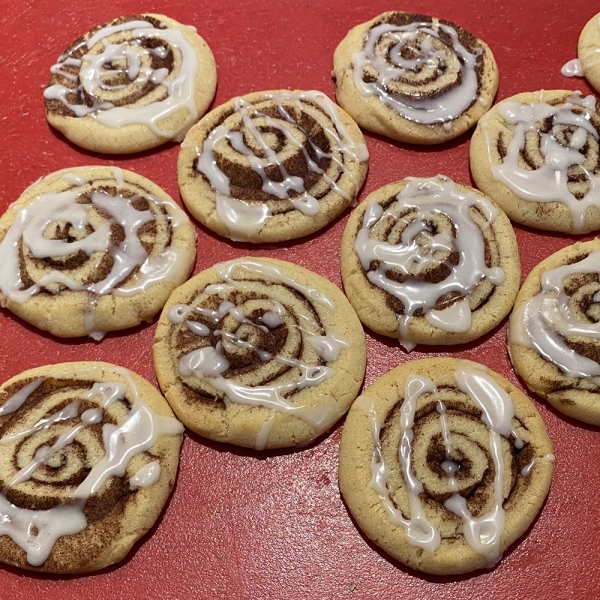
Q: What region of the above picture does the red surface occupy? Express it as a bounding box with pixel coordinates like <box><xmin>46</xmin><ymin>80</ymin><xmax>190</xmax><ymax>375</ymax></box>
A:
<box><xmin>0</xmin><ymin>0</ymin><xmax>599</xmax><ymax>598</ymax></box>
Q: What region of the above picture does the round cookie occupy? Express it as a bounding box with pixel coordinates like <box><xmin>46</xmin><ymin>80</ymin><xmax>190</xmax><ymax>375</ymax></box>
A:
<box><xmin>470</xmin><ymin>90</ymin><xmax>600</xmax><ymax>233</ymax></box>
<box><xmin>0</xmin><ymin>166</ymin><xmax>196</xmax><ymax>339</ymax></box>
<box><xmin>153</xmin><ymin>257</ymin><xmax>366</xmax><ymax>449</ymax></box>
<box><xmin>44</xmin><ymin>14</ymin><xmax>217</xmax><ymax>154</ymax></box>
<box><xmin>509</xmin><ymin>239</ymin><xmax>600</xmax><ymax>425</ymax></box>
<box><xmin>178</xmin><ymin>90</ymin><xmax>368</xmax><ymax>243</ymax></box>
<box><xmin>339</xmin><ymin>357</ymin><xmax>554</xmax><ymax>575</ymax></box>
<box><xmin>578</xmin><ymin>13</ymin><xmax>600</xmax><ymax>94</ymax></box>
<box><xmin>332</xmin><ymin>11</ymin><xmax>499</xmax><ymax>145</ymax></box>
<box><xmin>340</xmin><ymin>175</ymin><xmax>520</xmax><ymax>351</ymax></box>
<box><xmin>0</xmin><ymin>362</ymin><xmax>183</xmax><ymax>573</ymax></box>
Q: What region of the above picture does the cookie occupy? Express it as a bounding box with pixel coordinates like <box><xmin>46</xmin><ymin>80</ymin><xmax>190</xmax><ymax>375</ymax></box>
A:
<box><xmin>178</xmin><ymin>90</ymin><xmax>368</xmax><ymax>243</ymax></box>
<box><xmin>470</xmin><ymin>90</ymin><xmax>600</xmax><ymax>233</ymax></box>
<box><xmin>153</xmin><ymin>257</ymin><xmax>366</xmax><ymax>449</ymax></box>
<box><xmin>44</xmin><ymin>14</ymin><xmax>217</xmax><ymax>154</ymax></box>
<box><xmin>339</xmin><ymin>358</ymin><xmax>554</xmax><ymax>575</ymax></box>
<box><xmin>578</xmin><ymin>13</ymin><xmax>600</xmax><ymax>94</ymax></box>
<box><xmin>509</xmin><ymin>239</ymin><xmax>600</xmax><ymax>425</ymax></box>
<box><xmin>332</xmin><ymin>12</ymin><xmax>499</xmax><ymax>145</ymax></box>
<box><xmin>0</xmin><ymin>362</ymin><xmax>183</xmax><ymax>573</ymax></box>
<box><xmin>340</xmin><ymin>176</ymin><xmax>520</xmax><ymax>350</ymax></box>
<box><xmin>0</xmin><ymin>166</ymin><xmax>196</xmax><ymax>339</ymax></box>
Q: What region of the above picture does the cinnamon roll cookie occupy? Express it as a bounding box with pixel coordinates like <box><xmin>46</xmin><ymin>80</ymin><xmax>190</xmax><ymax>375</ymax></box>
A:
<box><xmin>0</xmin><ymin>166</ymin><xmax>196</xmax><ymax>339</ymax></box>
<box><xmin>178</xmin><ymin>90</ymin><xmax>368</xmax><ymax>243</ymax></box>
<box><xmin>339</xmin><ymin>358</ymin><xmax>554</xmax><ymax>575</ymax></box>
<box><xmin>153</xmin><ymin>257</ymin><xmax>366</xmax><ymax>449</ymax></box>
<box><xmin>470</xmin><ymin>90</ymin><xmax>600</xmax><ymax>233</ymax></box>
<box><xmin>509</xmin><ymin>239</ymin><xmax>600</xmax><ymax>425</ymax></box>
<box><xmin>578</xmin><ymin>13</ymin><xmax>600</xmax><ymax>93</ymax></box>
<box><xmin>340</xmin><ymin>176</ymin><xmax>520</xmax><ymax>351</ymax></box>
<box><xmin>43</xmin><ymin>14</ymin><xmax>217</xmax><ymax>154</ymax></box>
<box><xmin>0</xmin><ymin>362</ymin><xmax>183</xmax><ymax>573</ymax></box>
<box><xmin>332</xmin><ymin>12</ymin><xmax>499</xmax><ymax>144</ymax></box>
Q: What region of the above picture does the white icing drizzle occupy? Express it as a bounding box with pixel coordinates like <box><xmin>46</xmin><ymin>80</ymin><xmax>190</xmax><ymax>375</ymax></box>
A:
<box><xmin>0</xmin><ymin>366</ymin><xmax>183</xmax><ymax>566</ymax></box>
<box><xmin>354</xmin><ymin>176</ymin><xmax>503</xmax><ymax>348</ymax></box>
<box><xmin>352</xmin><ymin>21</ymin><xmax>483</xmax><ymax>124</ymax></box>
<box><xmin>0</xmin><ymin>378</ymin><xmax>45</xmax><ymax>416</ymax></box>
<box><xmin>561</xmin><ymin>59</ymin><xmax>584</xmax><ymax>77</ymax></box>
<box><xmin>171</xmin><ymin>259</ymin><xmax>349</xmax><ymax>447</ymax></box>
<box><xmin>509</xmin><ymin>251</ymin><xmax>600</xmax><ymax>383</ymax></box>
<box><xmin>44</xmin><ymin>19</ymin><xmax>201</xmax><ymax>138</ymax></box>
<box><xmin>130</xmin><ymin>460</ymin><xmax>162</xmax><ymax>488</ymax></box>
<box><xmin>358</xmin><ymin>361</ymin><xmax>525</xmax><ymax>565</ymax></box>
<box><xmin>195</xmin><ymin>91</ymin><xmax>368</xmax><ymax>241</ymax></box>
<box><xmin>0</xmin><ymin>173</ymin><xmax>189</xmax><ymax>336</ymax></box>
<box><xmin>521</xmin><ymin>454</ymin><xmax>555</xmax><ymax>477</ymax></box>
<box><xmin>481</xmin><ymin>92</ymin><xmax>600</xmax><ymax>232</ymax></box>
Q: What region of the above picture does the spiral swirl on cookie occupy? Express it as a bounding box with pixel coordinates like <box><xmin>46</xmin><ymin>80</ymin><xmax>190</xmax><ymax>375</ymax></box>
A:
<box><xmin>43</xmin><ymin>14</ymin><xmax>217</xmax><ymax>153</ymax></box>
<box><xmin>0</xmin><ymin>363</ymin><xmax>183</xmax><ymax>573</ymax></box>
<box><xmin>472</xmin><ymin>91</ymin><xmax>600</xmax><ymax>233</ymax></box>
<box><xmin>333</xmin><ymin>12</ymin><xmax>498</xmax><ymax>144</ymax></box>
<box><xmin>178</xmin><ymin>90</ymin><xmax>368</xmax><ymax>242</ymax></box>
<box><xmin>340</xmin><ymin>176</ymin><xmax>520</xmax><ymax>350</ymax></box>
<box><xmin>0</xmin><ymin>166</ymin><xmax>195</xmax><ymax>338</ymax></box>
<box><xmin>153</xmin><ymin>257</ymin><xmax>366</xmax><ymax>449</ymax></box>
<box><xmin>339</xmin><ymin>358</ymin><xmax>554</xmax><ymax>575</ymax></box>
<box><xmin>509</xmin><ymin>240</ymin><xmax>600</xmax><ymax>424</ymax></box>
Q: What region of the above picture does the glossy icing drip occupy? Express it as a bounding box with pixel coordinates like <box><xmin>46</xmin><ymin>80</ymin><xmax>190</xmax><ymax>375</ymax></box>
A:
<box><xmin>358</xmin><ymin>361</ymin><xmax>524</xmax><ymax>565</ymax></box>
<box><xmin>509</xmin><ymin>251</ymin><xmax>600</xmax><ymax>383</ymax></box>
<box><xmin>0</xmin><ymin>366</ymin><xmax>183</xmax><ymax>566</ymax></box>
<box><xmin>171</xmin><ymin>259</ymin><xmax>349</xmax><ymax>448</ymax></box>
<box><xmin>354</xmin><ymin>177</ymin><xmax>503</xmax><ymax>349</ymax></box>
<box><xmin>352</xmin><ymin>21</ymin><xmax>483</xmax><ymax>124</ymax></box>
<box><xmin>0</xmin><ymin>171</ymin><xmax>189</xmax><ymax>337</ymax></box>
<box><xmin>195</xmin><ymin>91</ymin><xmax>368</xmax><ymax>241</ymax></box>
<box><xmin>482</xmin><ymin>93</ymin><xmax>600</xmax><ymax>232</ymax></box>
<box><xmin>44</xmin><ymin>19</ymin><xmax>200</xmax><ymax>138</ymax></box>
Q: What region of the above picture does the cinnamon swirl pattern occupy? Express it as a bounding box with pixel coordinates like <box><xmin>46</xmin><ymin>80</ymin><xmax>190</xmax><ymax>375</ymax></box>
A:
<box><xmin>470</xmin><ymin>90</ymin><xmax>600</xmax><ymax>233</ymax></box>
<box><xmin>339</xmin><ymin>358</ymin><xmax>554</xmax><ymax>575</ymax></box>
<box><xmin>509</xmin><ymin>239</ymin><xmax>600</xmax><ymax>425</ymax></box>
<box><xmin>0</xmin><ymin>166</ymin><xmax>196</xmax><ymax>338</ymax></box>
<box><xmin>43</xmin><ymin>14</ymin><xmax>217</xmax><ymax>154</ymax></box>
<box><xmin>340</xmin><ymin>176</ymin><xmax>520</xmax><ymax>350</ymax></box>
<box><xmin>153</xmin><ymin>258</ymin><xmax>366</xmax><ymax>449</ymax></box>
<box><xmin>333</xmin><ymin>12</ymin><xmax>499</xmax><ymax>144</ymax></box>
<box><xmin>178</xmin><ymin>90</ymin><xmax>368</xmax><ymax>243</ymax></box>
<box><xmin>577</xmin><ymin>13</ymin><xmax>600</xmax><ymax>94</ymax></box>
<box><xmin>0</xmin><ymin>362</ymin><xmax>183</xmax><ymax>573</ymax></box>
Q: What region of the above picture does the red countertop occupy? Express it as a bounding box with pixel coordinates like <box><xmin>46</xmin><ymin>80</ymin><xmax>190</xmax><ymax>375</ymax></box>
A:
<box><xmin>0</xmin><ymin>1</ymin><xmax>598</xmax><ymax>598</ymax></box>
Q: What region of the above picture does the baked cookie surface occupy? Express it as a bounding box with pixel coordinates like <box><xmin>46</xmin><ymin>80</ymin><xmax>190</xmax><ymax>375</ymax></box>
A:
<box><xmin>578</xmin><ymin>13</ymin><xmax>600</xmax><ymax>94</ymax></box>
<box><xmin>339</xmin><ymin>358</ymin><xmax>554</xmax><ymax>575</ymax></box>
<box><xmin>470</xmin><ymin>90</ymin><xmax>600</xmax><ymax>233</ymax></box>
<box><xmin>340</xmin><ymin>176</ymin><xmax>520</xmax><ymax>350</ymax></box>
<box><xmin>153</xmin><ymin>257</ymin><xmax>366</xmax><ymax>449</ymax></box>
<box><xmin>333</xmin><ymin>11</ymin><xmax>499</xmax><ymax>144</ymax></box>
<box><xmin>178</xmin><ymin>90</ymin><xmax>368</xmax><ymax>243</ymax></box>
<box><xmin>0</xmin><ymin>166</ymin><xmax>196</xmax><ymax>339</ymax></box>
<box><xmin>509</xmin><ymin>239</ymin><xmax>600</xmax><ymax>425</ymax></box>
<box><xmin>44</xmin><ymin>14</ymin><xmax>217</xmax><ymax>154</ymax></box>
<box><xmin>0</xmin><ymin>362</ymin><xmax>183</xmax><ymax>573</ymax></box>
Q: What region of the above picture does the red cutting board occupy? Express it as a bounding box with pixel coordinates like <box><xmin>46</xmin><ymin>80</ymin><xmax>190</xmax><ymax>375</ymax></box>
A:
<box><xmin>0</xmin><ymin>0</ymin><xmax>598</xmax><ymax>598</ymax></box>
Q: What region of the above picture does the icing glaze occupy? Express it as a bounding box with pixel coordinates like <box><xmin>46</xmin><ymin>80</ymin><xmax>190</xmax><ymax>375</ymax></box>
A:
<box><xmin>481</xmin><ymin>92</ymin><xmax>600</xmax><ymax>232</ymax></box>
<box><xmin>44</xmin><ymin>18</ymin><xmax>201</xmax><ymax>138</ymax></box>
<box><xmin>170</xmin><ymin>259</ymin><xmax>349</xmax><ymax>449</ymax></box>
<box><xmin>509</xmin><ymin>250</ymin><xmax>600</xmax><ymax>383</ymax></box>
<box><xmin>194</xmin><ymin>91</ymin><xmax>368</xmax><ymax>241</ymax></box>
<box><xmin>0</xmin><ymin>366</ymin><xmax>183</xmax><ymax>566</ymax></box>
<box><xmin>354</xmin><ymin>177</ymin><xmax>504</xmax><ymax>349</ymax></box>
<box><xmin>352</xmin><ymin>21</ymin><xmax>483</xmax><ymax>124</ymax></box>
<box><xmin>358</xmin><ymin>361</ymin><xmax>527</xmax><ymax>565</ymax></box>
<box><xmin>561</xmin><ymin>58</ymin><xmax>584</xmax><ymax>77</ymax></box>
<box><xmin>0</xmin><ymin>172</ymin><xmax>190</xmax><ymax>337</ymax></box>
